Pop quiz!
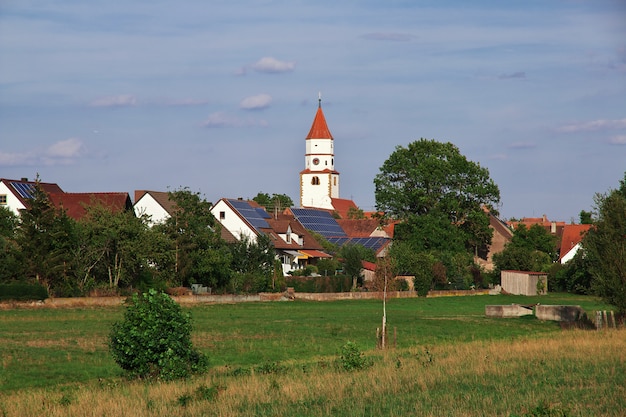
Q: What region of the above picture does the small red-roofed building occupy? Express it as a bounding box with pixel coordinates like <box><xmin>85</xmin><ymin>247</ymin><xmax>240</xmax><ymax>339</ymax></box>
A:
<box><xmin>559</xmin><ymin>224</ymin><xmax>592</xmax><ymax>264</ymax></box>
<box><xmin>0</xmin><ymin>178</ymin><xmax>64</xmax><ymax>215</ymax></box>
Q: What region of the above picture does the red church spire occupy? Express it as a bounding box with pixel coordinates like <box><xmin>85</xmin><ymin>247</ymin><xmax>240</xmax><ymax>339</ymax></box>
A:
<box><xmin>305</xmin><ymin>94</ymin><xmax>333</xmax><ymax>140</ymax></box>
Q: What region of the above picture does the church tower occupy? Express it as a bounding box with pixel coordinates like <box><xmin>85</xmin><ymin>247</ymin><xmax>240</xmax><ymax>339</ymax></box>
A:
<box><xmin>300</xmin><ymin>95</ymin><xmax>339</xmax><ymax>209</ymax></box>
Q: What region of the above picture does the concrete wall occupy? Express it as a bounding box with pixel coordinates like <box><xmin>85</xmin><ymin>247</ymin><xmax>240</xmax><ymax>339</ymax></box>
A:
<box><xmin>501</xmin><ymin>270</ymin><xmax>547</xmax><ymax>296</ymax></box>
<box><xmin>485</xmin><ymin>304</ymin><xmax>534</xmax><ymax>318</ymax></box>
<box><xmin>535</xmin><ymin>305</ymin><xmax>585</xmax><ymax>322</ymax></box>
<box><xmin>3</xmin><ymin>288</ymin><xmax>493</xmax><ymax>309</ymax></box>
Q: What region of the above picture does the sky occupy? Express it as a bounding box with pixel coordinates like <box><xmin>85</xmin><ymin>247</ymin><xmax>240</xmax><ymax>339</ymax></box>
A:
<box><xmin>1</xmin><ymin>0</ymin><xmax>625</xmax><ymax>222</ymax></box>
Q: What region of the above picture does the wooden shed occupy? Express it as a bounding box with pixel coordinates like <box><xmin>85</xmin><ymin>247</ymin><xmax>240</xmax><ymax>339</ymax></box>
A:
<box><xmin>501</xmin><ymin>270</ymin><xmax>548</xmax><ymax>296</ymax></box>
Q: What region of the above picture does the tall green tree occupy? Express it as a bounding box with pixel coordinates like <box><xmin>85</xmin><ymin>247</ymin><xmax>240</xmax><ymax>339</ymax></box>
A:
<box><xmin>340</xmin><ymin>244</ymin><xmax>365</xmax><ymax>290</ymax></box>
<box><xmin>156</xmin><ymin>188</ymin><xmax>231</xmax><ymax>289</ymax></box>
<box><xmin>584</xmin><ymin>173</ymin><xmax>626</xmax><ymax>314</ymax></box>
<box><xmin>374</xmin><ymin>139</ymin><xmax>500</xmax><ymax>254</ymax></box>
<box><xmin>492</xmin><ymin>224</ymin><xmax>556</xmax><ymax>276</ymax></box>
<box><xmin>77</xmin><ymin>204</ymin><xmax>148</xmax><ymax>291</ymax></box>
<box><xmin>252</xmin><ymin>192</ymin><xmax>294</xmax><ymax>214</ymax></box>
<box><xmin>16</xmin><ymin>182</ymin><xmax>77</xmax><ymax>293</ymax></box>
<box><xmin>230</xmin><ymin>233</ymin><xmax>275</xmax><ymax>293</ymax></box>
<box><xmin>0</xmin><ymin>207</ymin><xmax>22</xmax><ymax>281</ymax></box>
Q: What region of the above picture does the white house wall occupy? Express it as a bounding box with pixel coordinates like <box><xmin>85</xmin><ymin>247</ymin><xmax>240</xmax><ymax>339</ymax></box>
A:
<box><xmin>211</xmin><ymin>200</ymin><xmax>258</xmax><ymax>242</ymax></box>
<box><xmin>134</xmin><ymin>194</ymin><xmax>170</xmax><ymax>226</ymax></box>
<box><xmin>560</xmin><ymin>243</ymin><xmax>581</xmax><ymax>264</ymax></box>
<box><xmin>0</xmin><ymin>182</ymin><xmax>27</xmax><ymax>215</ymax></box>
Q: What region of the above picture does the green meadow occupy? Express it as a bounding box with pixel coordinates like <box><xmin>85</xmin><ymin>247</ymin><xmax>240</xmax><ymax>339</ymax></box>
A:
<box><xmin>1</xmin><ymin>293</ymin><xmax>624</xmax><ymax>416</ymax></box>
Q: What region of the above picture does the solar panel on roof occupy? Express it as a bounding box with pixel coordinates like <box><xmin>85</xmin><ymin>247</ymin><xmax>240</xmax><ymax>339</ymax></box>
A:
<box><xmin>255</xmin><ymin>207</ymin><xmax>271</xmax><ymax>219</ymax></box>
<box><xmin>10</xmin><ymin>182</ymin><xmax>36</xmax><ymax>199</ymax></box>
<box><xmin>327</xmin><ymin>237</ymin><xmax>390</xmax><ymax>252</ymax></box>
<box><xmin>227</xmin><ymin>199</ymin><xmax>271</xmax><ymax>231</ymax></box>
<box><xmin>291</xmin><ymin>208</ymin><xmax>347</xmax><ymax>238</ymax></box>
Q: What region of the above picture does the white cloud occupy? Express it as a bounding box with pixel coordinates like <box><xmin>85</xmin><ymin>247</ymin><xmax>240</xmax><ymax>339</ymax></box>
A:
<box><xmin>556</xmin><ymin>118</ymin><xmax>626</xmax><ymax>133</ymax></box>
<box><xmin>609</xmin><ymin>135</ymin><xmax>626</xmax><ymax>145</ymax></box>
<box><xmin>361</xmin><ymin>32</ymin><xmax>414</xmax><ymax>42</ymax></box>
<box><xmin>0</xmin><ymin>138</ymin><xmax>85</xmax><ymax>167</ymax></box>
<box><xmin>240</xmin><ymin>94</ymin><xmax>272</xmax><ymax>110</ymax></box>
<box><xmin>90</xmin><ymin>94</ymin><xmax>137</xmax><ymax>108</ymax></box>
<box><xmin>0</xmin><ymin>150</ymin><xmax>34</xmax><ymax>166</ymax></box>
<box><xmin>202</xmin><ymin>112</ymin><xmax>240</xmax><ymax>128</ymax></box>
<box><xmin>162</xmin><ymin>98</ymin><xmax>208</xmax><ymax>107</ymax></box>
<box><xmin>47</xmin><ymin>138</ymin><xmax>84</xmax><ymax>158</ymax></box>
<box><xmin>251</xmin><ymin>57</ymin><xmax>295</xmax><ymax>73</ymax></box>
<box><xmin>508</xmin><ymin>141</ymin><xmax>536</xmax><ymax>150</ymax></box>
<box><xmin>498</xmin><ymin>71</ymin><xmax>526</xmax><ymax>79</ymax></box>
<box><xmin>201</xmin><ymin>112</ymin><xmax>268</xmax><ymax>128</ymax></box>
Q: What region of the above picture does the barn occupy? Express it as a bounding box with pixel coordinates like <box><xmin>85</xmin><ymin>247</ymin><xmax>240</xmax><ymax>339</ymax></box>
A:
<box><xmin>501</xmin><ymin>270</ymin><xmax>548</xmax><ymax>296</ymax></box>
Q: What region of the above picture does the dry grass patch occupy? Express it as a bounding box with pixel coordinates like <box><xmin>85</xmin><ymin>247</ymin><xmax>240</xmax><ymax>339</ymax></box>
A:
<box><xmin>2</xmin><ymin>329</ymin><xmax>624</xmax><ymax>417</ymax></box>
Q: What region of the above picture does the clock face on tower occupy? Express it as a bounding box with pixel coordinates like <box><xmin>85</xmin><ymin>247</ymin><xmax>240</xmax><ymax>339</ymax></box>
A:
<box><xmin>313</xmin><ymin>158</ymin><xmax>320</xmax><ymax>165</ymax></box>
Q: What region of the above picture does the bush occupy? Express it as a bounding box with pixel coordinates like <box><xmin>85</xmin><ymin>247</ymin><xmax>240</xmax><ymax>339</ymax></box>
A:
<box><xmin>0</xmin><ymin>282</ymin><xmax>48</xmax><ymax>301</ymax></box>
<box><xmin>109</xmin><ymin>289</ymin><xmax>208</xmax><ymax>380</ymax></box>
<box><xmin>339</xmin><ymin>341</ymin><xmax>371</xmax><ymax>371</ymax></box>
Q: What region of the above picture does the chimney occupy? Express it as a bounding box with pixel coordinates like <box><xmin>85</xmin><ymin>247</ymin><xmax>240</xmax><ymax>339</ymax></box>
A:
<box><xmin>21</xmin><ymin>177</ymin><xmax>28</xmax><ymax>182</ymax></box>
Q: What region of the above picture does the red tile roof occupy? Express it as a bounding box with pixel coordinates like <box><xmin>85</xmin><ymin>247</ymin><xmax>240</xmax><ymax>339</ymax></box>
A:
<box><xmin>299</xmin><ymin>249</ymin><xmax>332</xmax><ymax>258</ymax></box>
<box><xmin>559</xmin><ymin>224</ymin><xmax>592</xmax><ymax>260</ymax></box>
<box><xmin>0</xmin><ymin>178</ymin><xmax>64</xmax><ymax>208</ymax></box>
<box><xmin>336</xmin><ymin>219</ymin><xmax>383</xmax><ymax>237</ymax></box>
<box><xmin>361</xmin><ymin>260</ymin><xmax>377</xmax><ymax>271</ymax></box>
<box><xmin>305</xmin><ymin>104</ymin><xmax>333</xmax><ymax>139</ymax></box>
<box><xmin>330</xmin><ymin>198</ymin><xmax>357</xmax><ymax>219</ymax></box>
<box><xmin>49</xmin><ymin>192</ymin><xmax>133</xmax><ymax>220</ymax></box>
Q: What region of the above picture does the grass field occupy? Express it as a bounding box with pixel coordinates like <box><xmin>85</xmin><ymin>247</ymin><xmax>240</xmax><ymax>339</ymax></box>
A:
<box><xmin>1</xmin><ymin>293</ymin><xmax>624</xmax><ymax>416</ymax></box>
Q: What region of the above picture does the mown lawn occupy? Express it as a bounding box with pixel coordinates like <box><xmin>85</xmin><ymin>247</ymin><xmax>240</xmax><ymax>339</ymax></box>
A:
<box><xmin>0</xmin><ymin>292</ymin><xmax>612</xmax><ymax>392</ymax></box>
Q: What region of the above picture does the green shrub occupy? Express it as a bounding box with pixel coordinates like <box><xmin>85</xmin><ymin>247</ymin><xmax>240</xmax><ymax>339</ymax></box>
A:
<box><xmin>108</xmin><ymin>289</ymin><xmax>208</xmax><ymax>380</ymax></box>
<box><xmin>285</xmin><ymin>275</ymin><xmax>352</xmax><ymax>293</ymax></box>
<box><xmin>0</xmin><ymin>281</ymin><xmax>48</xmax><ymax>301</ymax></box>
<box><xmin>339</xmin><ymin>341</ymin><xmax>370</xmax><ymax>371</ymax></box>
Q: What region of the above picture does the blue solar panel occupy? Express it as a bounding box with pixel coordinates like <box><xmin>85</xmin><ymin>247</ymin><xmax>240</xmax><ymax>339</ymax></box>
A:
<box><xmin>327</xmin><ymin>237</ymin><xmax>390</xmax><ymax>252</ymax></box>
<box><xmin>10</xmin><ymin>182</ymin><xmax>36</xmax><ymax>199</ymax></box>
<box><xmin>291</xmin><ymin>208</ymin><xmax>347</xmax><ymax>238</ymax></box>
<box><xmin>255</xmin><ymin>207</ymin><xmax>271</xmax><ymax>219</ymax></box>
<box><xmin>227</xmin><ymin>199</ymin><xmax>271</xmax><ymax>231</ymax></box>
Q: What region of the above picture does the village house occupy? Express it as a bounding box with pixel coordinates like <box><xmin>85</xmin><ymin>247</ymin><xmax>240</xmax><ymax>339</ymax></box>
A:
<box><xmin>0</xmin><ymin>177</ymin><xmax>132</xmax><ymax>221</ymax></box>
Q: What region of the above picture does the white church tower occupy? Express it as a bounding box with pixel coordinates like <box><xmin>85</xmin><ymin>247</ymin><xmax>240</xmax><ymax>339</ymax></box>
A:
<box><xmin>299</xmin><ymin>95</ymin><xmax>339</xmax><ymax>209</ymax></box>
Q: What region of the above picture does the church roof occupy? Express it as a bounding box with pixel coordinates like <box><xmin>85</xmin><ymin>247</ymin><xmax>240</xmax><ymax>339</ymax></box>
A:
<box><xmin>305</xmin><ymin>103</ymin><xmax>333</xmax><ymax>140</ymax></box>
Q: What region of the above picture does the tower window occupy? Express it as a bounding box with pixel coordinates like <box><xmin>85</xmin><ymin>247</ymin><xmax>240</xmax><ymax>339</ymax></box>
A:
<box><xmin>311</xmin><ymin>176</ymin><xmax>320</xmax><ymax>185</ymax></box>
<box><xmin>334</xmin><ymin>177</ymin><xmax>337</xmax><ymax>186</ymax></box>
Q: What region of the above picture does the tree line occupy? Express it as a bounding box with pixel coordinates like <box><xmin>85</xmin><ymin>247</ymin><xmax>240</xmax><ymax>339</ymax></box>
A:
<box><xmin>0</xmin><ymin>187</ymin><xmax>282</xmax><ymax>296</ymax></box>
<box><xmin>2</xmin><ymin>139</ymin><xmax>624</xmax><ymax>314</ymax></box>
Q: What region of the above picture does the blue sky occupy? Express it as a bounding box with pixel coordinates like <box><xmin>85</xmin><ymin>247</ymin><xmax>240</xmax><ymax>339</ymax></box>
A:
<box><xmin>1</xmin><ymin>0</ymin><xmax>625</xmax><ymax>222</ymax></box>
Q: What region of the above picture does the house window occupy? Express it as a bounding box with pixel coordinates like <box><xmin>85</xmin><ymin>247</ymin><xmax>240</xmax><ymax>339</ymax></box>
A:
<box><xmin>219</xmin><ymin>211</ymin><xmax>225</xmax><ymax>220</ymax></box>
<box><xmin>286</xmin><ymin>234</ymin><xmax>291</xmax><ymax>243</ymax></box>
<box><xmin>311</xmin><ymin>176</ymin><xmax>320</xmax><ymax>185</ymax></box>
<box><xmin>0</xmin><ymin>195</ymin><xmax>6</xmax><ymax>205</ymax></box>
